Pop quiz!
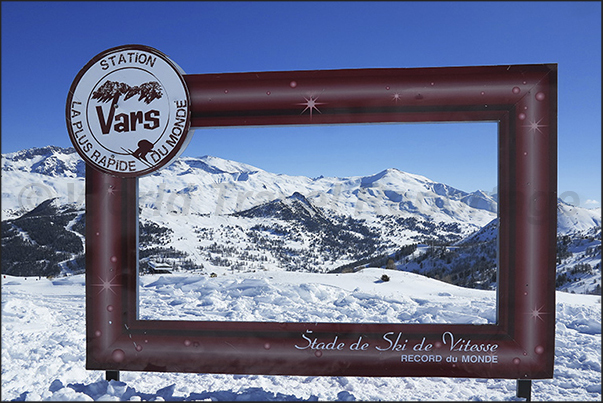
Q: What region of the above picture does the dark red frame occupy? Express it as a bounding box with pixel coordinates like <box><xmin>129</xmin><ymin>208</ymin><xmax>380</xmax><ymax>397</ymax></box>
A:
<box><xmin>86</xmin><ymin>64</ymin><xmax>557</xmax><ymax>378</ymax></box>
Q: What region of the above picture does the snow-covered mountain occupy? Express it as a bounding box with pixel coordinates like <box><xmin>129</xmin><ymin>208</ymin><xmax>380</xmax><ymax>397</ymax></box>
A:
<box><xmin>1</xmin><ymin>146</ymin><xmax>498</xmax><ymax>224</ymax></box>
<box><xmin>2</xmin><ymin>146</ymin><xmax>601</xmax><ymax>294</ymax></box>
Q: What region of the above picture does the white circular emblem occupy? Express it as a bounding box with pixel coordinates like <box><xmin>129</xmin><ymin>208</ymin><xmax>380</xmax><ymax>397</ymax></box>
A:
<box><xmin>66</xmin><ymin>45</ymin><xmax>193</xmax><ymax>177</ymax></box>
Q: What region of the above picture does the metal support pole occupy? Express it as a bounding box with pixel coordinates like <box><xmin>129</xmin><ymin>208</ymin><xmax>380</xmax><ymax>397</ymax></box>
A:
<box><xmin>516</xmin><ymin>379</ymin><xmax>532</xmax><ymax>401</ymax></box>
<box><xmin>106</xmin><ymin>370</ymin><xmax>120</xmax><ymax>381</ymax></box>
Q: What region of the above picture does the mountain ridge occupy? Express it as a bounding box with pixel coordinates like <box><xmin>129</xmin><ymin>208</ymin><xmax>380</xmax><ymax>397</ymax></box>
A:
<box><xmin>2</xmin><ymin>146</ymin><xmax>499</xmax><ymax>225</ymax></box>
<box><xmin>2</xmin><ymin>146</ymin><xmax>599</xmax><ymax>232</ymax></box>
<box><xmin>2</xmin><ymin>146</ymin><xmax>600</xmax><ymax>294</ymax></box>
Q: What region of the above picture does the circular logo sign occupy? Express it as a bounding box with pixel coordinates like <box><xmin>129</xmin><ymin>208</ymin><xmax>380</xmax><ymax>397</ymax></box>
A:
<box><xmin>66</xmin><ymin>45</ymin><xmax>193</xmax><ymax>177</ymax></box>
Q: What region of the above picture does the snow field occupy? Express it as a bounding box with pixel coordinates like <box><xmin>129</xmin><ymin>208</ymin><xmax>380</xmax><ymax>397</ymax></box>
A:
<box><xmin>2</xmin><ymin>271</ymin><xmax>600</xmax><ymax>401</ymax></box>
<box><xmin>139</xmin><ymin>269</ymin><xmax>496</xmax><ymax>324</ymax></box>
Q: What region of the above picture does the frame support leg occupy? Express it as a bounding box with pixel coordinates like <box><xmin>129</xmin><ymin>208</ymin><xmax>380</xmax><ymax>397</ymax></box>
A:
<box><xmin>106</xmin><ymin>370</ymin><xmax>120</xmax><ymax>382</ymax></box>
<box><xmin>516</xmin><ymin>379</ymin><xmax>532</xmax><ymax>401</ymax></box>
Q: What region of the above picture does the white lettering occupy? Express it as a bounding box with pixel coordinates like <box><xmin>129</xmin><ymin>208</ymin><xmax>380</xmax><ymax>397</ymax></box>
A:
<box><xmin>400</xmin><ymin>354</ymin><xmax>442</xmax><ymax>363</ymax></box>
<box><xmin>461</xmin><ymin>355</ymin><xmax>499</xmax><ymax>364</ymax></box>
<box><xmin>294</xmin><ymin>331</ymin><xmax>345</xmax><ymax>351</ymax></box>
<box><xmin>442</xmin><ymin>331</ymin><xmax>499</xmax><ymax>353</ymax></box>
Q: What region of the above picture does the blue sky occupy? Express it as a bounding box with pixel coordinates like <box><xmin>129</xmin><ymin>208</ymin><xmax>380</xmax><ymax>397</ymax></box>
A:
<box><xmin>1</xmin><ymin>1</ymin><xmax>601</xmax><ymax>207</ymax></box>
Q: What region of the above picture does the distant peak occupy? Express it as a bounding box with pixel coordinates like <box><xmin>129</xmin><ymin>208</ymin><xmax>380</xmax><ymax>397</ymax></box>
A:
<box><xmin>191</xmin><ymin>155</ymin><xmax>263</xmax><ymax>174</ymax></box>
<box><xmin>385</xmin><ymin>167</ymin><xmax>402</xmax><ymax>173</ymax></box>
<box><xmin>285</xmin><ymin>192</ymin><xmax>314</xmax><ymax>210</ymax></box>
<box><xmin>360</xmin><ymin>167</ymin><xmax>426</xmax><ymax>188</ymax></box>
<box><xmin>9</xmin><ymin>146</ymin><xmax>76</xmax><ymax>160</ymax></box>
<box><xmin>289</xmin><ymin>192</ymin><xmax>308</xmax><ymax>202</ymax></box>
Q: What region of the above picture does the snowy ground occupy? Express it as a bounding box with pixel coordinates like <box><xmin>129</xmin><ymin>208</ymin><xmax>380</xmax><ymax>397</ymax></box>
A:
<box><xmin>139</xmin><ymin>269</ymin><xmax>497</xmax><ymax>324</ymax></box>
<box><xmin>2</xmin><ymin>269</ymin><xmax>601</xmax><ymax>401</ymax></box>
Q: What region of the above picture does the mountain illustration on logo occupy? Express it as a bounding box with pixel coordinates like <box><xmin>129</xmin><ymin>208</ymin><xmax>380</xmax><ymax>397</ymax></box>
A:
<box><xmin>92</xmin><ymin>80</ymin><xmax>163</xmax><ymax>106</ymax></box>
<box><xmin>91</xmin><ymin>80</ymin><xmax>164</xmax><ymax>163</ymax></box>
